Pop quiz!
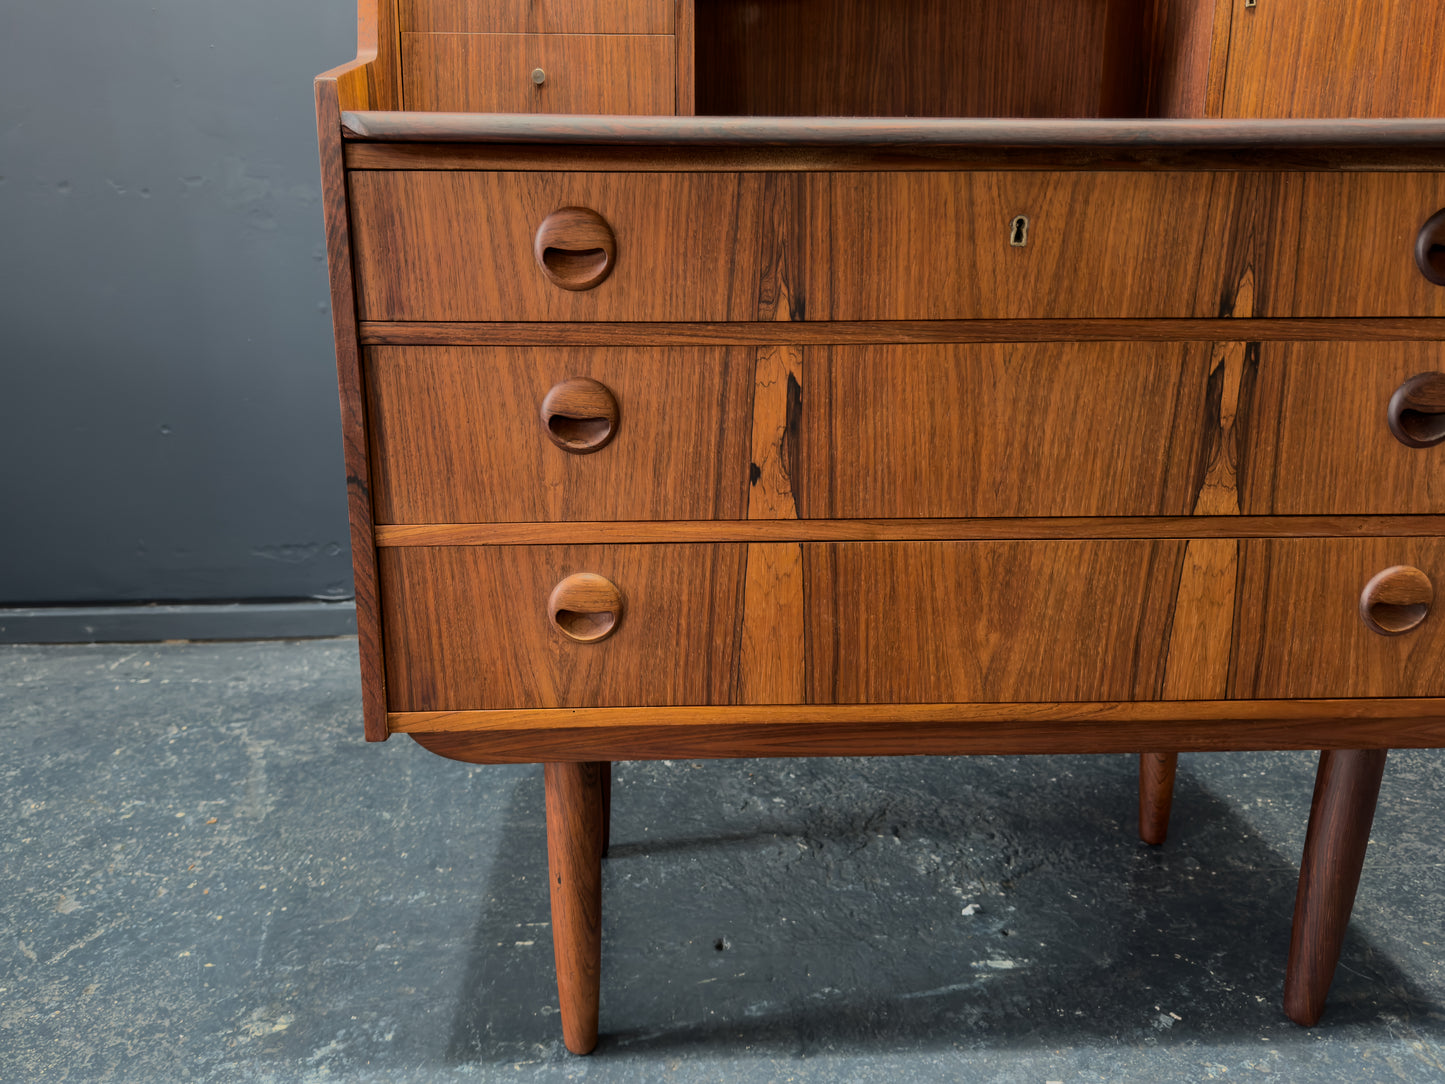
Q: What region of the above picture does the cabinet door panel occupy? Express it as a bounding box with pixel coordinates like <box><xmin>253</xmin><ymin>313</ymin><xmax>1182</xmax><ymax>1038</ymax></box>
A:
<box><xmin>1222</xmin><ymin>0</ymin><xmax>1445</xmax><ymax>118</ymax></box>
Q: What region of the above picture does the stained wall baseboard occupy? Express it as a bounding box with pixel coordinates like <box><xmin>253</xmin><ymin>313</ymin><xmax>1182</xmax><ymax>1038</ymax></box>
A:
<box><xmin>0</xmin><ymin>601</ymin><xmax>358</xmax><ymax>644</ymax></box>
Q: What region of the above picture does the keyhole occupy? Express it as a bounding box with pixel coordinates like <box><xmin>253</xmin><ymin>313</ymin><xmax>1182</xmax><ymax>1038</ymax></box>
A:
<box><xmin>1010</xmin><ymin>215</ymin><xmax>1029</xmax><ymax>247</ymax></box>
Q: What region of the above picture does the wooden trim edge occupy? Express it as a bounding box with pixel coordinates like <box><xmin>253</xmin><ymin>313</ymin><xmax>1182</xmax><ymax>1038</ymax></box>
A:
<box><xmin>400</xmin><ymin>700</ymin><xmax>1445</xmax><ymax>762</ymax></box>
<box><xmin>373</xmin><ymin>518</ymin><xmax>1445</xmax><ymax>547</ymax></box>
<box><xmin>358</xmin><ymin>319</ymin><xmax>1445</xmax><ymax>347</ymax></box>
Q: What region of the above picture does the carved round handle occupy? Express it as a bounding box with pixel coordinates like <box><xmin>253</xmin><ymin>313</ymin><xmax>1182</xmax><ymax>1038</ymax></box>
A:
<box><xmin>540</xmin><ymin>378</ymin><xmax>619</xmax><ymax>453</ymax></box>
<box><xmin>1359</xmin><ymin>565</ymin><xmax>1434</xmax><ymax>636</ymax></box>
<box><xmin>549</xmin><ymin>573</ymin><xmax>624</xmax><ymax>643</ymax></box>
<box><xmin>1387</xmin><ymin>371</ymin><xmax>1445</xmax><ymax>448</ymax></box>
<box><xmin>534</xmin><ymin>207</ymin><xmax>616</xmax><ymax>291</ymax></box>
<box><xmin>1417</xmin><ymin>208</ymin><xmax>1445</xmax><ymax>286</ymax></box>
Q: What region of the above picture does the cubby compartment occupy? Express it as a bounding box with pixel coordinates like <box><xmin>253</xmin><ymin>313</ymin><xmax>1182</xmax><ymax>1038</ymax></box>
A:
<box><xmin>693</xmin><ymin>0</ymin><xmax>1215</xmax><ymax>118</ymax></box>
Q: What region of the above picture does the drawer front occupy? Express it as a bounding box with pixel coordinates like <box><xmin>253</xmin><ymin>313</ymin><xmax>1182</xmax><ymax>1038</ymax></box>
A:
<box><xmin>800</xmin><ymin>341</ymin><xmax>1445</xmax><ymax>518</ymax></box>
<box><xmin>1232</xmin><ymin>538</ymin><xmax>1445</xmax><ymax>699</ymax></box>
<box><xmin>805</xmin><ymin>541</ymin><xmax>1185</xmax><ymax>704</ymax></box>
<box><xmin>399</xmin><ymin>0</ymin><xmax>672</xmax><ymax>35</ymax></box>
<box><xmin>377</xmin><ymin>538</ymin><xmax>1444</xmax><ymax>711</ymax></box>
<box><xmin>366</xmin><ymin>345</ymin><xmax>754</xmax><ymax>523</ymax></box>
<box><xmin>379</xmin><ymin>545</ymin><xmax>745</xmax><ymax>710</ymax></box>
<box><xmin>349</xmin><ymin>172</ymin><xmax>777</xmax><ymax>322</ymax></box>
<box><xmin>401</xmin><ymin>33</ymin><xmax>676</xmax><ymax>114</ymax></box>
<box><xmin>1243</xmin><ymin>341</ymin><xmax>1445</xmax><ymax>514</ymax></box>
<box><xmin>349</xmin><ymin>171</ymin><xmax>1445</xmax><ymax>322</ymax></box>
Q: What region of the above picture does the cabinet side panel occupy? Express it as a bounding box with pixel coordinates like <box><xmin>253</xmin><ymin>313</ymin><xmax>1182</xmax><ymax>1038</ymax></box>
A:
<box><xmin>316</xmin><ymin>84</ymin><xmax>388</xmax><ymax>740</ymax></box>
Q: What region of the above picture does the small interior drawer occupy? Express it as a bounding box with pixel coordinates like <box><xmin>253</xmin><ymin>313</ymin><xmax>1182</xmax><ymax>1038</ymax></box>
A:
<box><xmin>399</xmin><ymin>0</ymin><xmax>673</xmax><ymax>35</ymax></box>
<box><xmin>402</xmin><ymin>32</ymin><xmax>676</xmax><ymax>114</ymax></box>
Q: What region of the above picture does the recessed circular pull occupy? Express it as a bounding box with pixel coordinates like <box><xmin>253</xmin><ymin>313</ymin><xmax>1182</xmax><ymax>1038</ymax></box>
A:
<box><xmin>534</xmin><ymin>207</ymin><xmax>616</xmax><ymax>291</ymax></box>
<box><xmin>1359</xmin><ymin>565</ymin><xmax>1433</xmax><ymax>636</ymax></box>
<box><xmin>1387</xmin><ymin>371</ymin><xmax>1445</xmax><ymax>448</ymax></box>
<box><xmin>549</xmin><ymin>573</ymin><xmax>624</xmax><ymax>643</ymax></box>
<box><xmin>1417</xmin><ymin>208</ymin><xmax>1445</xmax><ymax>286</ymax></box>
<box><xmin>540</xmin><ymin>378</ymin><xmax>619</xmax><ymax>454</ymax></box>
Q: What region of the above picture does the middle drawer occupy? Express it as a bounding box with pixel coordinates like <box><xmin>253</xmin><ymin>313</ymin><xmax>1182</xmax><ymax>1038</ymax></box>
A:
<box><xmin>365</xmin><ymin>341</ymin><xmax>1445</xmax><ymax>522</ymax></box>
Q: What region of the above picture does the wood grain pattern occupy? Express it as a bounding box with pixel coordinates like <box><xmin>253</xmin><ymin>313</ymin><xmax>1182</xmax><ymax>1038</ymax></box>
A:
<box><xmin>315</xmin><ymin>75</ymin><xmax>388</xmax><ymax>742</ymax></box>
<box><xmin>378</xmin><ymin>545</ymin><xmax>745</xmax><ymax>710</ymax></box>
<box><xmin>738</xmin><ymin>543</ymin><xmax>805</xmax><ymax>705</ymax></box>
<box><xmin>1223</xmin><ymin>0</ymin><xmax>1445</xmax><ymax>119</ymax></box>
<box><xmin>348</xmin><ymin>171</ymin><xmax>782</xmax><ymax>321</ymax></box>
<box><xmin>806</xmin><ymin>541</ymin><xmax>1185</xmax><ymax>704</ymax></box>
<box><xmin>673</xmin><ymin>0</ymin><xmax>693</xmax><ymax>116</ymax></box>
<box><xmin>800</xmin><ymin>342</ymin><xmax>1214</xmax><ymax>518</ymax></box>
<box><xmin>365</xmin><ymin>346</ymin><xmax>753</xmax><ymax>522</ymax></box>
<box><xmin>1144</xmin><ymin>0</ymin><xmax>1219</xmax><ymax>118</ymax></box>
<box><xmin>395</xmin><ymin>699</ymin><xmax>1445</xmax><ymax>760</ymax></box>
<box><xmin>402</xmin><ymin>33</ymin><xmax>675</xmax><ymax>115</ymax></box>
<box><xmin>1162</xmin><ymin>539</ymin><xmax>1239</xmax><ymax>700</ymax></box>
<box><xmin>357</xmin><ymin>318</ymin><xmax>1445</xmax><ymax>347</ymax></box>
<box><xmin>373</xmin><ymin>517</ymin><xmax>1445</xmax><ymax>547</ymax></box>
<box><xmin>1243</xmin><ymin>341</ymin><xmax>1445</xmax><ymax>513</ymax></box>
<box><xmin>543</xmin><ymin>761</ymin><xmax>603</xmax><ymax>1055</ymax></box>
<box><xmin>1231</xmin><ymin>539</ymin><xmax>1445</xmax><ymax>698</ymax></box>
<box><xmin>694</xmin><ymin>0</ymin><xmax>1116</xmax><ymax>118</ymax></box>
<box><xmin>747</xmin><ymin>345</ymin><xmax>802</xmax><ymax>520</ymax></box>
<box><xmin>1283</xmin><ymin>749</ymin><xmax>1388</xmax><ymax>1027</ymax></box>
<box><xmin>400</xmin><ymin>0</ymin><xmax>671</xmax><ymax>34</ymax></box>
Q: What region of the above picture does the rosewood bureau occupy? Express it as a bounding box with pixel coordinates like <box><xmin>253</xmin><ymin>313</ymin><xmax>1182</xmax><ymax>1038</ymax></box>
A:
<box><xmin>317</xmin><ymin>0</ymin><xmax>1445</xmax><ymax>1054</ymax></box>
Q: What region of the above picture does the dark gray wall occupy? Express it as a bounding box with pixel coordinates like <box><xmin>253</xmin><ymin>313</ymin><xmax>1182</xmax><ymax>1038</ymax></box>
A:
<box><xmin>0</xmin><ymin>0</ymin><xmax>358</xmax><ymax>606</ymax></box>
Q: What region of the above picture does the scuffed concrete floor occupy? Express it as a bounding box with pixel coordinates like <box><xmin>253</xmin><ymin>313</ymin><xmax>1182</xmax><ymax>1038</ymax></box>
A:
<box><xmin>2</xmin><ymin>640</ymin><xmax>1443</xmax><ymax>1083</ymax></box>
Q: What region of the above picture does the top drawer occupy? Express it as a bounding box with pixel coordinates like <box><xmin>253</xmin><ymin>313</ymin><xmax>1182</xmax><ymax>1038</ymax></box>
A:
<box><xmin>348</xmin><ymin>170</ymin><xmax>1445</xmax><ymax>322</ymax></box>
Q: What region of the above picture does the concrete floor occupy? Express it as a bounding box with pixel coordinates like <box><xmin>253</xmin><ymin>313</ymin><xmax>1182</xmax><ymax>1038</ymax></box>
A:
<box><xmin>2</xmin><ymin>640</ymin><xmax>1443</xmax><ymax>1083</ymax></box>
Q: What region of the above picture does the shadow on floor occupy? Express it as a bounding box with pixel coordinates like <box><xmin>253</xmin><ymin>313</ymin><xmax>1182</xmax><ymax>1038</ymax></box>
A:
<box><xmin>441</xmin><ymin>755</ymin><xmax>1442</xmax><ymax>1063</ymax></box>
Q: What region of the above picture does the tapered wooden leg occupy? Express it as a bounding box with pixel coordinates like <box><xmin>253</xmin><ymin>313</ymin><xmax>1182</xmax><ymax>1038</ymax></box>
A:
<box><xmin>1283</xmin><ymin>748</ymin><xmax>1388</xmax><ymax>1027</ymax></box>
<box><xmin>600</xmin><ymin>761</ymin><xmax>612</xmax><ymax>859</ymax></box>
<box><xmin>1139</xmin><ymin>752</ymin><xmax>1178</xmax><ymax>845</ymax></box>
<box><xmin>544</xmin><ymin>762</ymin><xmax>604</xmax><ymax>1055</ymax></box>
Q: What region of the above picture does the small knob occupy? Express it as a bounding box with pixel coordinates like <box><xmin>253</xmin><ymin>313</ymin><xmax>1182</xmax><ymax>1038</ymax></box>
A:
<box><xmin>531</xmin><ymin>68</ymin><xmax>546</xmax><ymax>86</ymax></box>
<box><xmin>549</xmin><ymin>573</ymin><xmax>624</xmax><ymax>643</ymax></box>
<box><xmin>1387</xmin><ymin>372</ymin><xmax>1445</xmax><ymax>448</ymax></box>
<box><xmin>534</xmin><ymin>207</ymin><xmax>616</xmax><ymax>291</ymax></box>
<box><xmin>1417</xmin><ymin>208</ymin><xmax>1445</xmax><ymax>286</ymax></box>
<box><xmin>1359</xmin><ymin>565</ymin><xmax>1433</xmax><ymax>636</ymax></box>
<box><xmin>540</xmin><ymin>378</ymin><xmax>619</xmax><ymax>454</ymax></box>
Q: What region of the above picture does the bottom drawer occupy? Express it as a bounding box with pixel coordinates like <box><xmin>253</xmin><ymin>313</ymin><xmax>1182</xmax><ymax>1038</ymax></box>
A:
<box><xmin>377</xmin><ymin>538</ymin><xmax>1445</xmax><ymax>711</ymax></box>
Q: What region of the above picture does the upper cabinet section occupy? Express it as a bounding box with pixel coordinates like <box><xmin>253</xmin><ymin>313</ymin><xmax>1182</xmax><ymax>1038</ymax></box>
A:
<box><xmin>325</xmin><ymin>0</ymin><xmax>1445</xmax><ymax>120</ymax></box>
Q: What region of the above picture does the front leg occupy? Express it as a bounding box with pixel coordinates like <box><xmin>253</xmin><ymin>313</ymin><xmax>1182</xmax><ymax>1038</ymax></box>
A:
<box><xmin>1283</xmin><ymin>748</ymin><xmax>1388</xmax><ymax>1027</ymax></box>
<box><xmin>545</xmin><ymin>762</ymin><xmax>605</xmax><ymax>1054</ymax></box>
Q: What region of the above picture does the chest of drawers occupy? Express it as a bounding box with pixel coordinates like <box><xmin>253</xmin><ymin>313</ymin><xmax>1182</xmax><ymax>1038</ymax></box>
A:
<box><xmin>318</xmin><ymin>0</ymin><xmax>1445</xmax><ymax>1054</ymax></box>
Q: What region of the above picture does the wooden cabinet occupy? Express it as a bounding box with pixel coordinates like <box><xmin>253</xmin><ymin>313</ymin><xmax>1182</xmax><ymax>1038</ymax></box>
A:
<box><xmin>317</xmin><ymin>0</ymin><xmax>1445</xmax><ymax>1056</ymax></box>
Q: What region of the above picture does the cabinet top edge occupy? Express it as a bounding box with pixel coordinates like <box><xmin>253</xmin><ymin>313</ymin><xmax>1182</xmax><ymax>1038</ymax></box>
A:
<box><xmin>340</xmin><ymin>112</ymin><xmax>1445</xmax><ymax>150</ymax></box>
